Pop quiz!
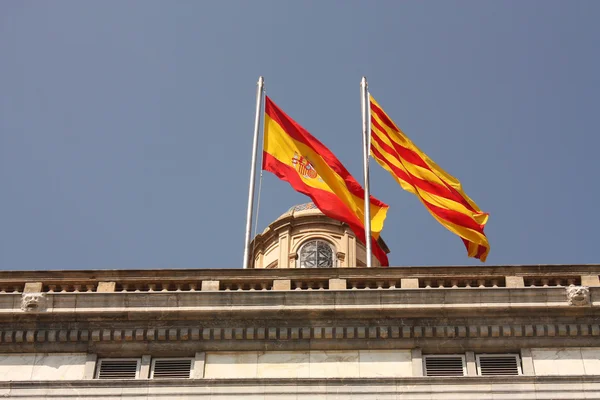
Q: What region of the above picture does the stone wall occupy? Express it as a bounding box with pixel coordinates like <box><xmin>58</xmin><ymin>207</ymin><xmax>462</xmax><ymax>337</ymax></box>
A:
<box><xmin>4</xmin><ymin>348</ymin><xmax>600</xmax><ymax>381</ymax></box>
<box><xmin>204</xmin><ymin>350</ymin><xmax>412</xmax><ymax>378</ymax></box>
<box><xmin>0</xmin><ymin>353</ymin><xmax>87</xmax><ymax>381</ymax></box>
<box><xmin>531</xmin><ymin>347</ymin><xmax>600</xmax><ymax>375</ymax></box>
<box><xmin>0</xmin><ymin>266</ymin><xmax>598</xmax><ymax>398</ymax></box>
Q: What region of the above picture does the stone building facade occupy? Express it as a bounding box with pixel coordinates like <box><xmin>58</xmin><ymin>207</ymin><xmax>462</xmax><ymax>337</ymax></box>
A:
<box><xmin>0</xmin><ymin>205</ymin><xmax>599</xmax><ymax>399</ymax></box>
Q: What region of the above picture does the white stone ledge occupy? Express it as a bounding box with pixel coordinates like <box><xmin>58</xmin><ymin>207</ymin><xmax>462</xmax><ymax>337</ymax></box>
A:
<box><xmin>0</xmin><ymin>287</ymin><xmax>597</xmax><ymax>318</ymax></box>
<box><xmin>1</xmin><ymin>376</ymin><xmax>600</xmax><ymax>399</ymax></box>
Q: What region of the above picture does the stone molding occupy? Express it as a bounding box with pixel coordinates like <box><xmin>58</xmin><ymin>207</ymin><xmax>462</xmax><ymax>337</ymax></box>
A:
<box><xmin>1</xmin><ymin>375</ymin><xmax>600</xmax><ymax>400</ymax></box>
<box><xmin>2</xmin><ymin>322</ymin><xmax>599</xmax><ymax>345</ymax></box>
<box><xmin>3</xmin><ymin>375</ymin><xmax>600</xmax><ymax>385</ymax></box>
<box><xmin>2</xmin><ymin>287</ymin><xmax>599</xmax><ymax>318</ymax></box>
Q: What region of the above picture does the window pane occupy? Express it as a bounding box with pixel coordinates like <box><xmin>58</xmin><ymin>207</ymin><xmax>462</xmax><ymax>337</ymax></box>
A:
<box><xmin>300</xmin><ymin>240</ymin><xmax>334</xmax><ymax>268</ymax></box>
<box><xmin>316</xmin><ymin>241</ymin><xmax>333</xmax><ymax>268</ymax></box>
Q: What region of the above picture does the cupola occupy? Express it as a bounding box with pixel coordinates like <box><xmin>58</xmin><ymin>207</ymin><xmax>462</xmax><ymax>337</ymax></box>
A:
<box><xmin>249</xmin><ymin>203</ymin><xmax>389</xmax><ymax>268</ymax></box>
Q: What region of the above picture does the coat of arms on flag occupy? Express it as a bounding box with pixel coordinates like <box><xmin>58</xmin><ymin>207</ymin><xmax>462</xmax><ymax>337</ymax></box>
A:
<box><xmin>292</xmin><ymin>152</ymin><xmax>318</xmax><ymax>179</ymax></box>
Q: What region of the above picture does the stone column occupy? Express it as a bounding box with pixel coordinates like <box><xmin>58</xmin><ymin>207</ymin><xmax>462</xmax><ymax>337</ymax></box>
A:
<box><xmin>278</xmin><ymin>231</ymin><xmax>290</xmax><ymax>268</ymax></box>
<box><xmin>193</xmin><ymin>352</ymin><xmax>206</xmax><ymax>379</ymax></box>
<box><xmin>97</xmin><ymin>282</ymin><xmax>116</xmax><ymax>292</ymax></box>
<box><xmin>582</xmin><ymin>275</ymin><xmax>600</xmax><ymax>286</ymax></box>
<box><xmin>139</xmin><ymin>355</ymin><xmax>152</xmax><ymax>379</ymax></box>
<box><xmin>341</xmin><ymin>231</ymin><xmax>349</xmax><ymax>267</ymax></box>
<box><xmin>348</xmin><ymin>233</ymin><xmax>356</xmax><ymax>267</ymax></box>
<box><xmin>201</xmin><ymin>281</ymin><xmax>220</xmax><ymax>291</ymax></box>
<box><xmin>83</xmin><ymin>354</ymin><xmax>97</xmax><ymax>379</ymax></box>
<box><xmin>329</xmin><ymin>279</ymin><xmax>347</xmax><ymax>290</ymax></box>
<box><xmin>23</xmin><ymin>282</ymin><xmax>43</xmax><ymax>293</ymax></box>
<box><xmin>520</xmin><ymin>348</ymin><xmax>535</xmax><ymax>376</ymax></box>
<box><xmin>401</xmin><ymin>278</ymin><xmax>419</xmax><ymax>289</ymax></box>
<box><xmin>465</xmin><ymin>351</ymin><xmax>477</xmax><ymax>376</ymax></box>
<box><xmin>505</xmin><ymin>276</ymin><xmax>525</xmax><ymax>288</ymax></box>
<box><xmin>254</xmin><ymin>249</ymin><xmax>264</xmax><ymax>269</ymax></box>
<box><xmin>273</xmin><ymin>279</ymin><xmax>291</xmax><ymax>291</ymax></box>
<box><xmin>411</xmin><ymin>348</ymin><xmax>423</xmax><ymax>376</ymax></box>
<box><xmin>288</xmin><ymin>252</ymin><xmax>298</xmax><ymax>269</ymax></box>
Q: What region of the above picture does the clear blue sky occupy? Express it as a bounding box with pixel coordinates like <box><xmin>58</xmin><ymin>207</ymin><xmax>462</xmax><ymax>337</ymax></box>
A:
<box><xmin>1</xmin><ymin>1</ymin><xmax>598</xmax><ymax>270</ymax></box>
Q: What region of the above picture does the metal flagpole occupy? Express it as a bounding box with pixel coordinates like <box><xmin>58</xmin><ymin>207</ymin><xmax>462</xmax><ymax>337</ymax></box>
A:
<box><xmin>243</xmin><ymin>76</ymin><xmax>265</xmax><ymax>269</ymax></box>
<box><xmin>360</xmin><ymin>76</ymin><xmax>372</xmax><ymax>268</ymax></box>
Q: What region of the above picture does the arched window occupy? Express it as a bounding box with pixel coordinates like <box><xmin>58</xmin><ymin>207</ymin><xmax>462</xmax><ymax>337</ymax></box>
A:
<box><xmin>298</xmin><ymin>240</ymin><xmax>335</xmax><ymax>268</ymax></box>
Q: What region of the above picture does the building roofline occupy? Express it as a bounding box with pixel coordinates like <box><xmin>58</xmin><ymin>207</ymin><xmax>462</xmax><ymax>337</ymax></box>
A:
<box><xmin>0</xmin><ymin>263</ymin><xmax>597</xmax><ymax>275</ymax></box>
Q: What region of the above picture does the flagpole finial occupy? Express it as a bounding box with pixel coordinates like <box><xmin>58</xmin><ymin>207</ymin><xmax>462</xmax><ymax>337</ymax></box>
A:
<box><xmin>361</xmin><ymin>76</ymin><xmax>368</xmax><ymax>89</ymax></box>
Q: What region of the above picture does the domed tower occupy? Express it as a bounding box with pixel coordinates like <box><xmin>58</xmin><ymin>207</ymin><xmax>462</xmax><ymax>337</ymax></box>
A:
<box><xmin>249</xmin><ymin>203</ymin><xmax>389</xmax><ymax>268</ymax></box>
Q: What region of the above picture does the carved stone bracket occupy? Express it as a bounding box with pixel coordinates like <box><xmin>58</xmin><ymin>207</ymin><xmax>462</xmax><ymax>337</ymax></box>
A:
<box><xmin>288</xmin><ymin>252</ymin><xmax>298</xmax><ymax>267</ymax></box>
<box><xmin>567</xmin><ymin>285</ymin><xmax>591</xmax><ymax>306</ymax></box>
<box><xmin>20</xmin><ymin>293</ymin><xmax>46</xmax><ymax>312</ymax></box>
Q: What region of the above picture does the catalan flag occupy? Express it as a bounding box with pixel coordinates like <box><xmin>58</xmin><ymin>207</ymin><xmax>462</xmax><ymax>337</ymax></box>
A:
<box><xmin>263</xmin><ymin>96</ymin><xmax>390</xmax><ymax>266</ymax></box>
<box><xmin>369</xmin><ymin>95</ymin><xmax>490</xmax><ymax>262</ymax></box>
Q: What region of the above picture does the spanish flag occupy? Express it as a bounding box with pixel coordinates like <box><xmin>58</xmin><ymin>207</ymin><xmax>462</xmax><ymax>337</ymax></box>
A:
<box><xmin>369</xmin><ymin>95</ymin><xmax>490</xmax><ymax>262</ymax></box>
<box><xmin>263</xmin><ymin>96</ymin><xmax>390</xmax><ymax>266</ymax></box>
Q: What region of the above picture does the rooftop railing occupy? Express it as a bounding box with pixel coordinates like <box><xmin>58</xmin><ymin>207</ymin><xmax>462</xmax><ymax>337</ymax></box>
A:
<box><xmin>0</xmin><ymin>265</ymin><xmax>597</xmax><ymax>294</ymax></box>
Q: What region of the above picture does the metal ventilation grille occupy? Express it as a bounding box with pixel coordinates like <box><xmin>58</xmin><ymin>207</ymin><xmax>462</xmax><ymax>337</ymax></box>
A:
<box><xmin>477</xmin><ymin>354</ymin><xmax>521</xmax><ymax>376</ymax></box>
<box><xmin>424</xmin><ymin>355</ymin><xmax>466</xmax><ymax>376</ymax></box>
<box><xmin>96</xmin><ymin>359</ymin><xmax>139</xmax><ymax>379</ymax></box>
<box><xmin>152</xmin><ymin>358</ymin><xmax>193</xmax><ymax>379</ymax></box>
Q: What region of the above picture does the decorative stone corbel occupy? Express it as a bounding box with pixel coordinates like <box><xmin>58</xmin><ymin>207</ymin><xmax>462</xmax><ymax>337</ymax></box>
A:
<box><xmin>288</xmin><ymin>252</ymin><xmax>298</xmax><ymax>267</ymax></box>
<box><xmin>21</xmin><ymin>292</ymin><xmax>47</xmax><ymax>312</ymax></box>
<box><xmin>566</xmin><ymin>285</ymin><xmax>590</xmax><ymax>306</ymax></box>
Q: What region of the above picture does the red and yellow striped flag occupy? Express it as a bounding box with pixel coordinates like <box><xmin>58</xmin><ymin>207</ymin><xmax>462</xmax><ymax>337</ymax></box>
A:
<box><xmin>369</xmin><ymin>95</ymin><xmax>490</xmax><ymax>262</ymax></box>
<box><xmin>263</xmin><ymin>96</ymin><xmax>390</xmax><ymax>266</ymax></box>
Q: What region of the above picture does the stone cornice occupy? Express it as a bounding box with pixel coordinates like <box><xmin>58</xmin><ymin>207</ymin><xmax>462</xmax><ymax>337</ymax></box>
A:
<box><xmin>1</xmin><ymin>287</ymin><xmax>599</xmax><ymax>320</ymax></box>
<box><xmin>0</xmin><ymin>266</ymin><xmax>597</xmax><ymax>354</ymax></box>
<box><xmin>0</xmin><ymin>287</ymin><xmax>599</xmax><ymax>353</ymax></box>
<box><xmin>2</xmin><ymin>320</ymin><xmax>598</xmax><ymax>345</ymax></box>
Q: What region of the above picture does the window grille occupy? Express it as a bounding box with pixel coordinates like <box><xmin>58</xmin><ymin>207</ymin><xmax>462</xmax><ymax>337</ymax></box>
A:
<box><xmin>476</xmin><ymin>354</ymin><xmax>521</xmax><ymax>376</ymax></box>
<box><xmin>423</xmin><ymin>355</ymin><xmax>466</xmax><ymax>377</ymax></box>
<box><xmin>151</xmin><ymin>358</ymin><xmax>193</xmax><ymax>379</ymax></box>
<box><xmin>298</xmin><ymin>239</ymin><xmax>335</xmax><ymax>268</ymax></box>
<box><xmin>96</xmin><ymin>358</ymin><xmax>140</xmax><ymax>379</ymax></box>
